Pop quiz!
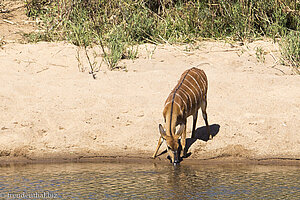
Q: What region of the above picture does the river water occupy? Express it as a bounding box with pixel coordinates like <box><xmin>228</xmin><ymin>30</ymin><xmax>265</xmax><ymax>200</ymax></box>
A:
<box><xmin>0</xmin><ymin>162</ymin><xmax>299</xmax><ymax>199</ymax></box>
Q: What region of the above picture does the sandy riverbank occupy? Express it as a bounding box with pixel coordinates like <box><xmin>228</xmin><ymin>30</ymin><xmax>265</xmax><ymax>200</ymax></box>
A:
<box><xmin>0</xmin><ymin>39</ymin><xmax>299</xmax><ymax>165</ymax></box>
<box><xmin>1</xmin><ymin>0</ymin><xmax>299</xmax><ymax>165</ymax></box>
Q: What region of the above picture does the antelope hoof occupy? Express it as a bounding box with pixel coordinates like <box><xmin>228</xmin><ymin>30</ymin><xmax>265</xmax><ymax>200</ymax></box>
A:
<box><xmin>181</xmin><ymin>150</ymin><xmax>187</xmax><ymax>158</ymax></box>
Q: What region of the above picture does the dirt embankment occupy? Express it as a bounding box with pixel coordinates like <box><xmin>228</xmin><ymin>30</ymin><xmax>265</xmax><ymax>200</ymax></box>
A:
<box><xmin>0</xmin><ymin>1</ymin><xmax>299</xmax><ymax>165</ymax></box>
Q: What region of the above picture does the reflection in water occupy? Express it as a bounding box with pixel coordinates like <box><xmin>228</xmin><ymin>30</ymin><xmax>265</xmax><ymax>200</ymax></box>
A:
<box><xmin>0</xmin><ymin>162</ymin><xmax>300</xmax><ymax>199</ymax></box>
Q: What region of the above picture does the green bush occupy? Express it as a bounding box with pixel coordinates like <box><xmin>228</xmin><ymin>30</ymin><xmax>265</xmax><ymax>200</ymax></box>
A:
<box><xmin>280</xmin><ymin>31</ymin><xmax>300</xmax><ymax>73</ymax></box>
<box><xmin>24</xmin><ymin>0</ymin><xmax>300</xmax><ymax>70</ymax></box>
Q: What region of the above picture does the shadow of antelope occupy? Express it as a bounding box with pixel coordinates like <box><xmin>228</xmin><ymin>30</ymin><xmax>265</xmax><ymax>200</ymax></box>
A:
<box><xmin>184</xmin><ymin>124</ymin><xmax>220</xmax><ymax>156</ymax></box>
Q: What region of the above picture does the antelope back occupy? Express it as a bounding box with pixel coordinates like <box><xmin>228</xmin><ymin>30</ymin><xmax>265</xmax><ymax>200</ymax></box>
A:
<box><xmin>163</xmin><ymin>67</ymin><xmax>208</xmax><ymax>133</ymax></box>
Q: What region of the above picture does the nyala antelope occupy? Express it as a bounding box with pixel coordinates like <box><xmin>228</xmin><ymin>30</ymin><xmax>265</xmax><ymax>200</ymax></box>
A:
<box><xmin>152</xmin><ymin>67</ymin><xmax>211</xmax><ymax>165</ymax></box>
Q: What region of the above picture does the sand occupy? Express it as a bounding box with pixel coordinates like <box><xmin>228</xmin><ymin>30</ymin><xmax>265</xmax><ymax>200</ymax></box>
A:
<box><xmin>0</xmin><ymin>1</ymin><xmax>299</xmax><ymax>165</ymax></box>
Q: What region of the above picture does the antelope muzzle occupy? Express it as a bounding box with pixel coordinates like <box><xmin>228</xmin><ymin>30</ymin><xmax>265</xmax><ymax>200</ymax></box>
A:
<box><xmin>173</xmin><ymin>150</ymin><xmax>180</xmax><ymax>165</ymax></box>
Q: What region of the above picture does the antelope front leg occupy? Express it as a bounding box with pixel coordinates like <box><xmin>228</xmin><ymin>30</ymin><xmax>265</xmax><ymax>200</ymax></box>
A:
<box><xmin>152</xmin><ymin>136</ymin><xmax>164</xmax><ymax>159</ymax></box>
<box><xmin>180</xmin><ymin>121</ymin><xmax>187</xmax><ymax>157</ymax></box>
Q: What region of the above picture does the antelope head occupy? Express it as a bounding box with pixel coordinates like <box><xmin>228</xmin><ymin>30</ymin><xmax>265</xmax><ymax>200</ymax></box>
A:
<box><xmin>158</xmin><ymin>124</ymin><xmax>185</xmax><ymax>165</ymax></box>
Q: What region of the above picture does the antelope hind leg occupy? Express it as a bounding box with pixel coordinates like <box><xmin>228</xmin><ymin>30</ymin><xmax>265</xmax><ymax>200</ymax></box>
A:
<box><xmin>201</xmin><ymin>99</ymin><xmax>211</xmax><ymax>140</ymax></box>
<box><xmin>152</xmin><ymin>136</ymin><xmax>164</xmax><ymax>159</ymax></box>
<box><xmin>192</xmin><ymin>110</ymin><xmax>198</xmax><ymax>138</ymax></box>
<box><xmin>203</xmin><ymin>112</ymin><xmax>212</xmax><ymax>140</ymax></box>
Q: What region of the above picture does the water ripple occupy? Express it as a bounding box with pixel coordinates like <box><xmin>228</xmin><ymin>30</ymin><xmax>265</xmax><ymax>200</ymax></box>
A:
<box><xmin>0</xmin><ymin>163</ymin><xmax>299</xmax><ymax>199</ymax></box>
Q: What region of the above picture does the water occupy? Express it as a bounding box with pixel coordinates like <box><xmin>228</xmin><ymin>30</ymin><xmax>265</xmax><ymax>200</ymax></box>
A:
<box><xmin>0</xmin><ymin>162</ymin><xmax>300</xmax><ymax>199</ymax></box>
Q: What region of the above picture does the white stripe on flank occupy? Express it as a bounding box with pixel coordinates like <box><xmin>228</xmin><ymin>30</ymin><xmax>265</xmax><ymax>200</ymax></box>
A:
<box><xmin>199</xmin><ymin>73</ymin><xmax>207</xmax><ymax>88</ymax></box>
<box><xmin>182</xmin><ymin>83</ymin><xmax>194</xmax><ymax>107</ymax></box>
<box><xmin>200</xmin><ymin>76</ymin><xmax>206</xmax><ymax>88</ymax></box>
<box><xmin>175</xmin><ymin>93</ymin><xmax>187</xmax><ymax>111</ymax></box>
<box><xmin>190</xmin><ymin>70</ymin><xmax>202</xmax><ymax>87</ymax></box>
<box><xmin>191</xmin><ymin>70</ymin><xmax>206</xmax><ymax>91</ymax></box>
<box><xmin>164</xmin><ymin>101</ymin><xmax>172</xmax><ymax>107</ymax></box>
<box><xmin>179</xmin><ymin>89</ymin><xmax>189</xmax><ymax>102</ymax></box>
<box><xmin>184</xmin><ymin>78</ymin><xmax>199</xmax><ymax>109</ymax></box>
<box><xmin>187</xmin><ymin>74</ymin><xmax>201</xmax><ymax>92</ymax></box>
<box><xmin>173</xmin><ymin>101</ymin><xmax>183</xmax><ymax>115</ymax></box>
<box><xmin>179</xmin><ymin>90</ymin><xmax>190</xmax><ymax>112</ymax></box>
<box><xmin>189</xmin><ymin>70</ymin><xmax>205</xmax><ymax>103</ymax></box>
<box><xmin>181</xmin><ymin>89</ymin><xmax>192</xmax><ymax>110</ymax></box>
<box><xmin>185</xmin><ymin>78</ymin><xmax>200</xmax><ymax>99</ymax></box>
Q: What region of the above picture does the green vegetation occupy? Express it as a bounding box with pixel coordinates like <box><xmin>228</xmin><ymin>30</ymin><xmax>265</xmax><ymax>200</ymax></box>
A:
<box><xmin>255</xmin><ymin>46</ymin><xmax>265</xmax><ymax>63</ymax></box>
<box><xmin>24</xmin><ymin>0</ymin><xmax>299</xmax><ymax>72</ymax></box>
<box><xmin>280</xmin><ymin>31</ymin><xmax>300</xmax><ymax>73</ymax></box>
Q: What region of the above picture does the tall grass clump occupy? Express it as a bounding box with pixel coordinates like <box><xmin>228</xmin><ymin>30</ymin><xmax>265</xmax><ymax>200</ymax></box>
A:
<box><xmin>25</xmin><ymin>0</ymin><xmax>299</xmax><ymax>71</ymax></box>
<box><xmin>280</xmin><ymin>31</ymin><xmax>300</xmax><ymax>74</ymax></box>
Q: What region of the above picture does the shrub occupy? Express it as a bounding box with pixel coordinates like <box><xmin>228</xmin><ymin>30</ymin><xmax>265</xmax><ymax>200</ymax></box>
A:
<box><xmin>24</xmin><ymin>0</ymin><xmax>300</xmax><ymax>70</ymax></box>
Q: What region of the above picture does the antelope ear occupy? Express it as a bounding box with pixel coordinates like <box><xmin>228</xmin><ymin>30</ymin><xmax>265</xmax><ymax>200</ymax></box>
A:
<box><xmin>159</xmin><ymin>124</ymin><xmax>166</xmax><ymax>138</ymax></box>
<box><xmin>176</xmin><ymin>124</ymin><xmax>186</xmax><ymax>136</ymax></box>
